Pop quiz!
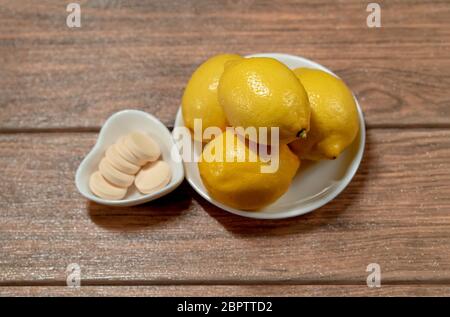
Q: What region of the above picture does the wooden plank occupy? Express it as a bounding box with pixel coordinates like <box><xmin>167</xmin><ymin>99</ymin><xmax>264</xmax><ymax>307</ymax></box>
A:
<box><xmin>0</xmin><ymin>129</ymin><xmax>449</xmax><ymax>284</ymax></box>
<box><xmin>1</xmin><ymin>285</ymin><xmax>450</xmax><ymax>297</ymax></box>
<box><xmin>0</xmin><ymin>0</ymin><xmax>449</xmax><ymax>129</ymax></box>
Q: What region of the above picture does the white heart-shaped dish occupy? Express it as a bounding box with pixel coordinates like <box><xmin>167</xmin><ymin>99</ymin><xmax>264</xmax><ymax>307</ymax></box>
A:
<box><xmin>75</xmin><ymin>110</ymin><xmax>184</xmax><ymax>206</ymax></box>
<box><xmin>174</xmin><ymin>53</ymin><xmax>366</xmax><ymax>219</ymax></box>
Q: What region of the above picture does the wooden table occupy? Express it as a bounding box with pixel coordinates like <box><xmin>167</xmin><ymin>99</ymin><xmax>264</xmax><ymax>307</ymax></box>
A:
<box><xmin>1</xmin><ymin>0</ymin><xmax>449</xmax><ymax>297</ymax></box>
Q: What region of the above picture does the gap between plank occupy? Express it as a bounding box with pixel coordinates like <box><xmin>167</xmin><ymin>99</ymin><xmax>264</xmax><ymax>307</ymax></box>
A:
<box><xmin>1</xmin><ymin>123</ymin><xmax>450</xmax><ymax>134</ymax></box>
<box><xmin>2</xmin><ymin>279</ymin><xmax>450</xmax><ymax>287</ymax></box>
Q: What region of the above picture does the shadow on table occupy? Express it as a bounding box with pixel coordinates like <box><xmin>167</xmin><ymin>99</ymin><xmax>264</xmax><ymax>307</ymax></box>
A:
<box><xmin>88</xmin><ymin>181</ymin><xmax>192</xmax><ymax>231</ymax></box>
<box><xmin>197</xmin><ymin>132</ymin><xmax>373</xmax><ymax>237</ymax></box>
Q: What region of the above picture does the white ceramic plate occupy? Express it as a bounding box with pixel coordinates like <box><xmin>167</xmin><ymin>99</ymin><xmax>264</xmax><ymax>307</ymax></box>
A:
<box><xmin>174</xmin><ymin>53</ymin><xmax>366</xmax><ymax>219</ymax></box>
<box><xmin>76</xmin><ymin>110</ymin><xmax>184</xmax><ymax>207</ymax></box>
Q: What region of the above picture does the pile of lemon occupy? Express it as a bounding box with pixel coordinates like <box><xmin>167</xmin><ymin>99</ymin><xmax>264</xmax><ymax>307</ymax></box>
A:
<box><xmin>182</xmin><ymin>54</ymin><xmax>359</xmax><ymax>211</ymax></box>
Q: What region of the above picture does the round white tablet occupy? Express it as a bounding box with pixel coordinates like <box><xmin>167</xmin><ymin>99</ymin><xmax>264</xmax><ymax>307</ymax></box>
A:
<box><xmin>125</xmin><ymin>132</ymin><xmax>161</xmax><ymax>164</ymax></box>
<box><xmin>89</xmin><ymin>171</ymin><xmax>127</xmax><ymax>200</ymax></box>
<box><xmin>105</xmin><ymin>144</ymin><xmax>140</xmax><ymax>175</ymax></box>
<box><xmin>99</xmin><ymin>157</ymin><xmax>135</xmax><ymax>188</ymax></box>
<box><xmin>134</xmin><ymin>160</ymin><xmax>171</xmax><ymax>194</ymax></box>
<box><xmin>115</xmin><ymin>136</ymin><xmax>145</xmax><ymax>166</ymax></box>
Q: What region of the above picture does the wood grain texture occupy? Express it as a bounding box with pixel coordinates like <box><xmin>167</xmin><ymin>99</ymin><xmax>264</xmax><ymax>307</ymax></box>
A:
<box><xmin>2</xmin><ymin>285</ymin><xmax>450</xmax><ymax>297</ymax></box>
<box><xmin>1</xmin><ymin>0</ymin><xmax>450</xmax><ymax>297</ymax></box>
<box><xmin>0</xmin><ymin>130</ymin><xmax>449</xmax><ymax>284</ymax></box>
<box><xmin>0</xmin><ymin>0</ymin><xmax>449</xmax><ymax>130</ymax></box>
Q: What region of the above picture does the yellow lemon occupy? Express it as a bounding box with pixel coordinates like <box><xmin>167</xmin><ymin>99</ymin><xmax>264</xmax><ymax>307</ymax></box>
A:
<box><xmin>218</xmin><ymin>57</ymin><xmax>310</xmax><ymax>144</ymax></box>
<box><xmin>182</xmin><ymin>54</ymin><xmax>243</xmax><ymax>142</ymax></box>
<box><xmin>198</xmin><ymin>130</ymin><xmax>300</xmax><ymax>210</ymax></box>
<box><xmin>289</xmin><ymin>68</ymin><xmax>359</xmax><ymax>160</ymax></box>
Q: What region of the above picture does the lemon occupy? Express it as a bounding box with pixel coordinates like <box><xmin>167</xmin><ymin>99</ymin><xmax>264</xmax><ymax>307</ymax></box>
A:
<box><xmin>289</xmin><ymin>68</ymin><xmax>359</xmax><ymax>160</ymax></box>
<box><xmin>218</xmin><ymin>57</ymin><xmax>310</xmax><ymax>144</ymax></box>
<box><xmin>182</xmin><ymin>54</ymin><xmax>243</xmax><ymax>142</ymax></box>
<box><xmin>198</xmin><ymin>130</ymin><xmax>300</xmax><ymax>210</ymax></box>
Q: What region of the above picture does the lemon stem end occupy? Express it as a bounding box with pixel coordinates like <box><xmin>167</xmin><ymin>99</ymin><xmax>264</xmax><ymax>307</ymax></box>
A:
<box><xmin>297</xmin><ymin>129</ymin><xmax>307</xmax><ymax>139</ymax></box>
